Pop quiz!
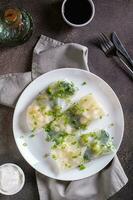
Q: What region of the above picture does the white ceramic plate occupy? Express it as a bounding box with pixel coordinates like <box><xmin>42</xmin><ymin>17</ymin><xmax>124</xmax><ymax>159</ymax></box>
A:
<box><xmin>13</xmin><ymin>68</ymin><xmax>124</xmax><ymax>181</ymax></box>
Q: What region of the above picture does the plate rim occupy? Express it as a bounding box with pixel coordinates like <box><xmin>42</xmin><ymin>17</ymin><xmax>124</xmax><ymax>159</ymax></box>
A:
<box><xmin>13</xmin><ymin>68</ymin><xmax>124</xmax><ymax>181</ymax></box>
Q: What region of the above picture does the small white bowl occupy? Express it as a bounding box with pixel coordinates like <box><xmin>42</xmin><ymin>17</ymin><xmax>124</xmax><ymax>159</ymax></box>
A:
<box><xmin>0</xmin><ymin>163</ymin><xmax>25</xmax><ymax>195</ymax></box>
<box><xmin>61</xmin><ymin>0</ymin><xmax>95</xmax><ymax>27</ymax></box>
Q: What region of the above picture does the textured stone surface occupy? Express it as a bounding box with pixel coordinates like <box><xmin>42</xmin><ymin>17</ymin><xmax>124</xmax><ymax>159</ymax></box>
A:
<box><xmin>0</xmin><ymin>0</ymin><xmax>133</xmax><ymax>199</ymax></box>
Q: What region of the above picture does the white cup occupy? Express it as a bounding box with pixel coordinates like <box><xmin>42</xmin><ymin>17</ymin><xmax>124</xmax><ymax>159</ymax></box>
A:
<box><xmin>61</xmin><ymin>0</ymin><xmax>95</xmax><ymax>27</ymax></box>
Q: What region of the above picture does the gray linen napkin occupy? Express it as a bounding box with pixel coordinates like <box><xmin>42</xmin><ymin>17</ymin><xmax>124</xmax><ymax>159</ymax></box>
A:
<box><xmin>0</xmin><ymin>35</ymin><xmax>128</xmax><ymax>200</ymax></box>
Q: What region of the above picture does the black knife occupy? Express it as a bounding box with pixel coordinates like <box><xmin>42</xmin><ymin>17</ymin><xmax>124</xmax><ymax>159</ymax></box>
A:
<box><xmin>112</xmin><ymin>32</ymin><xmax>133</xmax><ymax>68</ymax></box>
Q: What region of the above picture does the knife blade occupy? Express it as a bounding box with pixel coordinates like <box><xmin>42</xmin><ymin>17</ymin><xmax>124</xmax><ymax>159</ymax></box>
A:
<box><xmin>112</xmin><ymin>32</ymin><xmax>133</xmax><ymax>68</ymax></box>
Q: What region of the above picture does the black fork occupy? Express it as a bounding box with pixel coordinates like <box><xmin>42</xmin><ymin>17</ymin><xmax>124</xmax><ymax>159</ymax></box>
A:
<box><xmin>98</xmin><ymin>33</ymin><xmax>115</xmax><ymax>56</ymax></box>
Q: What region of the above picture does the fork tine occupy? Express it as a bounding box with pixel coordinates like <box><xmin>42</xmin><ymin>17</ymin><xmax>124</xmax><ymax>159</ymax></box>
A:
<box><xmin>100</xmin><ymin>33</ymin><xmax>111</xmax><ymax>49</ymax></box>
<box><xmin>100</xmin><ymin>42</ymin><xmax>108</xmax><ymax>53</ymax></box>
<box><xmin>101</xmin><ymin>33</ymin><xmax>114</xmax><ymax>47</ymax></box>
<box><xmin>98</xmin><ymin>34</ymin><xmax>110</xmax><ymax>52</ymax></box>
<box><xmin>98</xmin><ymin>32</ymin><xmax>115</xmax><ymax>56</ymax></box>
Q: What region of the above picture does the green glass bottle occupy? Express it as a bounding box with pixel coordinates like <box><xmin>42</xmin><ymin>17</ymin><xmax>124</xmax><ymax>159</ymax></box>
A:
<box><xmin>0</xmin><ymin>7</ymin><xmax>33</xmax><ymax>46</ymax></box>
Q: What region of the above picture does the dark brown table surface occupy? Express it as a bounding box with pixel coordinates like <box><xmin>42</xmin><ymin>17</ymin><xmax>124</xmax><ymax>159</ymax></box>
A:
<box><xmin>0</xmin><ymin>0</ymin><xmax>133</xmax><ymax>199</ymax></box>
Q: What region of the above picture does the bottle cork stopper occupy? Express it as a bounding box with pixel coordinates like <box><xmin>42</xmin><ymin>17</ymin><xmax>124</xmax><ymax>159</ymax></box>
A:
<box><xmin>4</xmin><ymin>8</ymin><xmax>22</xmax><ymax>25</ymax></box>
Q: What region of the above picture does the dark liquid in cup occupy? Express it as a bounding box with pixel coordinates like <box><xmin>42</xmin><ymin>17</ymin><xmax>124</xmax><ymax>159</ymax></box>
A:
<box><xmin>64</xmin><ymin>0</ymin><xmax>93</xmax><ymax>25</ymax></box>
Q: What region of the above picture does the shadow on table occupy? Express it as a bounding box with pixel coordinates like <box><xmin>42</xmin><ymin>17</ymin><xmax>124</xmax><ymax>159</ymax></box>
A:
<box><xmin>42</xmin><ymin>1</ymin><xmax>72</xmax><ymax>34</ymax></box>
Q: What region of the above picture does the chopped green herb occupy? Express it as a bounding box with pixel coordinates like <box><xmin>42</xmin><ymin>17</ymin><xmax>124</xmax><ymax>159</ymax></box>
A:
<box><xmin>80</xmin><ymin>134</ymin><xmax>89</xmax><ymax>145</ymax></box>
<box><xmin>51</xmin><ymin>144</ymin><xmax>57</xmax><ymax>149</ymax></box>
<box><xmin>84</xmin><ymin>148</ymin><xmax>92</xmax><ymax>160</ymax></box>
<box><xmin>66</xmin><ymin>103</ymin><xmax>85</xmax><ymax>129</ymax></box>
<box><xmin>50</xmin><ymin>106</ymin><xmax>62</xmax><ymax>118</ymax></box>
<box><xmin>110</xmin><ymin>123</ymin><xmax>114</xmax><ymax>127</ymax></box>
<box><xmin>100</xmin><ymin>116</ymin><xmax>102</xmax><ymax>119</ymax></box>
<box><xmin>65</xmin><ymin>163</ymin><xmax>71</xmax><ymax>168</ymax></box>
<box><xmin>80</xmin><ymin>124</ymin><xmax>88</xmax><ymax>130</ymax></box>
<box><xmin>31</xmin><ymin>128</ymin><xmax>36</xmax><ymax>132</ymax></box>
<box><xmin>79</xmin><ymin>164</ymin><xmax>86</xmax><ymax>170</ymax></box>
<box><xmin>34</xmin><ymin>121</ymin><xmax>37</xmax><ymax>125</ymax></box>
<box><xmin>109</xmin><ymin>123</ymin><xmax>114</xmax><ymax>127</ymax></box>
<box><xmin>72</xmin><ymin>155</ymin><xmax>78</xmax><ymax>159</ymax></box>
<box><xmin>29</xmin><ymin>134</ymin><xmax>35</xmax><ymax>138</ymax></box>
<box><xmin>23</xmin><ymin>143</ymin><xmax>27</xmax><ymax>146</ymax></box>
<box><xmin>52</xmin><ymin>154</ymin><xmax>57</xmax><ymax>160</ymax></box>
<box><xmin>44</xmin><ymin>123</ymin><xmax>52</xmax><ymax>133</ymax></box>
<box><xmin>39</xmin><ymin>105</ymin><xmax>46</xmax><ymax>113</ymax></box>
<box><xmin>61</xmin><ymin>145</ymin><xmax>66</xmax><ymax>149</ymax></box>
<box><xmin>82</xmin><ymin>81</ymin><xmax>87</xmax><ymax>86</ymax></box>
<box><xmin>71</xmin><ymin>141</ymin><xmax>77</xmax><ymax>145</ymax></box>
<box><xmin>84</xmin><ymin>99</ymin><xmax>87</xmax><ymax>101</ymax></box>
<box><xmin>46</xmin><ymin>135</ymin><xmax>51</xmax><ymax>142</ymax></box>
<box><xmin>46</xmin><ymin>81</ymin><xmax>76</xmax><ymax>99</ymax></box>
<box><xmin>44</xmin><ymin>153</ymin><xmax>49</xmax><ymax>158</ymax></box>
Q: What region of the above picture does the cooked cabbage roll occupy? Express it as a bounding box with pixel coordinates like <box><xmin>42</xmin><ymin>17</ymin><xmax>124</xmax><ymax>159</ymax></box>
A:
<box><xmin>80</xmin><ymin>130</ymin><xmax>115</xmax><ymax>159</ymax></box>
<box><xmin>50</xmin><ymin>130</ymin><xmax>115</xmax><ymax>170</ymax></box>
<box><xmin>27</xmin><ymin>102</ymin><xmax>53</xmax><ymax>132</ymax></box>
<box><xmin>26</xmin><ymin>80</ymin><xmax>76</xmax><ymax>132</ymax></box>
<box><xmin>51</xmin><ymin>135</ymin><xmax>86</xmax><ymax>170</ymax></box>
<box><xmin>66</xmin><ymin>94</ymin><xmax>105</xmax><ymax>129</ymax></box>
<box><xmin>44</xmin><ymin>94</ymin><xmax>105</xmax><ymax>138</ymax></box>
